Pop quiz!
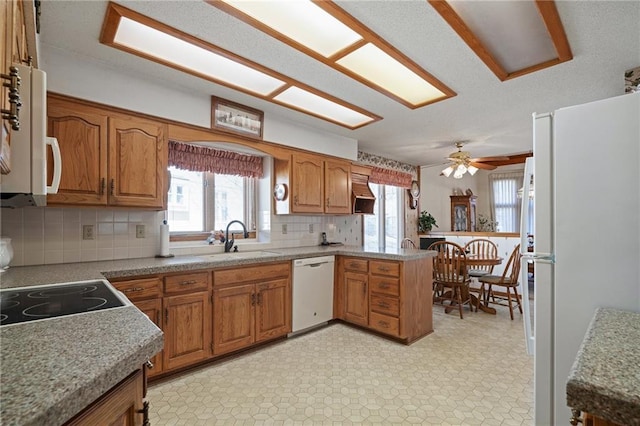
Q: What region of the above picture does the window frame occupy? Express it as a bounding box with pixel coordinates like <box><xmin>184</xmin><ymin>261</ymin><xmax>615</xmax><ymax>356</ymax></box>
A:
<box><xmin>168</xmin><ymin>168</ymin><xmax>257</xmax><ymax>241</ymax></box>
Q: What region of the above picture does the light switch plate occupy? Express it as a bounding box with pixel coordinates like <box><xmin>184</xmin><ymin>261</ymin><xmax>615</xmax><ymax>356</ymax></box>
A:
<box><xmin>136</xmin><ymin>225</ymin><xmax>145</xmax><ymax>238</ymax></box>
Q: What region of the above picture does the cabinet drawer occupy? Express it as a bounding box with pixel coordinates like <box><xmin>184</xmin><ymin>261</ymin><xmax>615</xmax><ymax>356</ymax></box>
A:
<box><xmin>214</xmin><ymin>262</ymin><xmax>290</xmax><ymax>286</ymax></box>
<box><xmin>369</xmin><ymin>276</ymin><xmax>400</xmax><ymax>296</ymax></box>
<box><xmin>370</xmin><ymin>260</ymin><xmax>400</xmax><ymax>277</ymax></box>
<box><xmin>370</xmin><ymin>294</ymin><xmax>400</xmax><ymax>317</ymax></box>
<box><xmin>343</xmin><ymin>258</ymin><xmax>368</xmax><ymax>273</ymax></box>
<box><xmin>369</xmin><ymin>312</ymin><xmax>400</xmax><ymax>337</ymax></box>
<box><xmin>164</xmin><ymin>272</ymin><xmax>209</xmax><ymax>294</ymax></box>
<box><xmin>112</xmin><ymin>277</ymin><xmax>161</xmax><ymax>301</ymax></box>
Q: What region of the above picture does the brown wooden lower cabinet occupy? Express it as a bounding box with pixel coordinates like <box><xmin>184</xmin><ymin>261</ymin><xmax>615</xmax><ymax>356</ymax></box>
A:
<box><xmin>336</xmin><ymin>255</ymin><xmax>433</xmax><ymax>344</ymax></box>
<box><xmin>65</xmin><ymin>369</ymin><xmax>145</xmax><ymax>426</ymax></box>
<box><xmin>343</xmin><ymin>271</ymin><xmax>368</xmax><ymax>326</ymax></box>
<box><xmin>163</xmin><ymin>291</ymin><xmax>211</xmax><ymax>371</ymax></box>
<box><xmin>213</xmin><ymin>262</ymin><xmax>291</xmax><ymax>356</ymax></box>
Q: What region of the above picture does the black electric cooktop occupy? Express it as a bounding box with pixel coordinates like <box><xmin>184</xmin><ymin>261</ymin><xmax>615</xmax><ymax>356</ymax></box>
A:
<box><xmin>0</xmin><ymin>280</ymin><xmax>126</xmax><ymax>326</ymax></box>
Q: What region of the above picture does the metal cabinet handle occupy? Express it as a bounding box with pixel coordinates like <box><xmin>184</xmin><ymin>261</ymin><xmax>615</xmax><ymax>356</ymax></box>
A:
<box><xmin>378</xmin><ymin>283</ymin><xmax>390</xmax><ymax>289</ymax></box>
<box><xmin>569</xmin><ymin>409</ymin><xmax>583</xmax><ymax>425</ymax></box>
<box><xmin>110</xmin><ymin>179</ymin><xmax>115</xmax><ymax>195</ymax></box>
<box><xmin>378</xmin><ymin>266</ymin><xmax>390</xmax><ymax>272</ymax></box>
<box><xmin>293</xmin><ymin>195</ymin><xmax>298</xmax><ymax>205</ymax></box>
<box><xmin>138</xmin><ymin>400</ymin><xmax>150</xmax><ymax>426</ymax></box>
<box><xmin>326</xmin><ymin>197</ymin><xmax>330</xmax><ymax>207</ymax></box>
<box><xmin>377</xmin><ymin>320</ymin><xmax>389</xmax><ymax>328</ymax></box>
<box><xmin>123</xmin><ymin>286</ymin><xmax>144</xmax><ymax>293</ymax></box>
<box><xmin>165</xmin><ymin>308</ymin><xmax>168</xmax><ymax>323</ymax></box>
<box><xmin>251</xmin><ymin>293</ymin><xmax>256</xmax><ymax>306</ymax></box>
<box><xmin>145</xmin><ymin>360</ymin><xmax>154</xmax><ymax>370</ymax></box>
<box><xmin>1</xmin><ymin>66</ymin><xmax>21</xmax><ymax>130</ymax></box>
<box><xmin>378</xmin><ymin>301</ymin><xmax>390</xmax><ymax>309</ymax></box>
<box><xmin>179</xmin><ymin>280</ymin><xmax>197</xmax><ymax>286</ymax></box>
<box><xmin>100</xmin><ymin>178</ymin><xmax>106</xmax><ymax>195</ymax></box>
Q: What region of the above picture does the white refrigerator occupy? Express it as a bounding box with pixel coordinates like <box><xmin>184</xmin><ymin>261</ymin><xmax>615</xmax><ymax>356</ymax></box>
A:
<box><xmin>520</xmin><ymin>92</ymin><xmax>640</xmax><ymax>425</ymax></box>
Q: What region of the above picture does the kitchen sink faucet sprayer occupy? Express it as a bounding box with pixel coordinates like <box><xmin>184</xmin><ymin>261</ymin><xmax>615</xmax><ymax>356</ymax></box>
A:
<box><xmin>223</xmin><ymin>220</ymin><xmax>249</xmax><ymax>252</ymax></box>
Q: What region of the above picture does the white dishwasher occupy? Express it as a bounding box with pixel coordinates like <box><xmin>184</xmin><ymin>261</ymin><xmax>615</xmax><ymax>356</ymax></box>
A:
<box><xmin>291</xmin><ymin>255</ymin><xmax>335</xmax><ymax>334</ymax></box>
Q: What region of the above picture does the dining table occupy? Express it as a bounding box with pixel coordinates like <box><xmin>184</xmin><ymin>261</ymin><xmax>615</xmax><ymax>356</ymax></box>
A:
<box><xmin>467</xmin><ymin>256</ymin><xmax>503</xmax><ymax>314</ymax></box>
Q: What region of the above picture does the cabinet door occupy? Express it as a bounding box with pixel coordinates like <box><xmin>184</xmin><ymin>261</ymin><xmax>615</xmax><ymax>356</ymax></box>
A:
<box><xmin>291</xmin><ymin>153</ymin><xmax>324</xmax><ymax>213</ymax></box>
<box><xmin>108</xmin><ymin>116</ymin><xmax>167</xmax><ymax>208</ymax></box>
<box><xmin>134</xmin><ymin>298</ymin><xmax>163</xmax><ymax>378</ymax></box>
<box><xmin>213</xmin><ymin>284</ymin><xmax>255</xmax><ymax>356</ymax></box>
<box><xmin>66</xmin><ymin>369</ymin><xmax>144</xmax><ymax>426</ymax></box>
<box><xmin>163</xmin><ymin>291</ymin><xmax>211</xmax><ymax>371</ymax></box>
<box><xmin>324</xmin><ymin>160</ymin><xmax>351</xmax><ymax>214</ymax></box>
<box><xmin>256</xmin><ymin>278</ymin><xmax>290</xmax><ymax>342</ymax></box>
<box><xmin>47</xmin><ymin>99</ymin><xmax>108</xmax><ymax>205</ymax></box>
<box><xmin>343</xmin><ymin>271</ymin><xmax>368</xmax><ymax>326</ymax></box>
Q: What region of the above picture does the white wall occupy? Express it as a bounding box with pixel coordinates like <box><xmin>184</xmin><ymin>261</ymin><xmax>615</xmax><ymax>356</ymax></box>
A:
<box><xmin>419</xmin><ymin>164</ymin><xmax>524</xmax><ymax>231</ymax></box>
<box><xmin>41</xmin><ymin>47</ymin><xmax>358</xmax><ymax>160</ymax></box>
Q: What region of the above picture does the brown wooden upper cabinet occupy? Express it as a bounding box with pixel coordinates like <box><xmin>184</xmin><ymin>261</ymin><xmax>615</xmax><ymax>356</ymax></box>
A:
<box><xmin>276</xmin><ymin>153</ymin><xmax>351</xmax><ymax>214</ymax></box>
<box><xmin>47</xmin><ymin>95</ymin><xmax>167</xmax><ymax>209</ymax></box>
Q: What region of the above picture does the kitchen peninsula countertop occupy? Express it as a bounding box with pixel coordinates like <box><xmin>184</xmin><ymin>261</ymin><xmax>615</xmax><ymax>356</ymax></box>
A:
<box><xmin>0</xmin><ymin>245</ymin><xmax>434</xmax><ymax>425</ymax></box>
<box><xmin>566</xmin><ymin>308</ymin><xmax>640</xmax><ymax>426</ymax></box>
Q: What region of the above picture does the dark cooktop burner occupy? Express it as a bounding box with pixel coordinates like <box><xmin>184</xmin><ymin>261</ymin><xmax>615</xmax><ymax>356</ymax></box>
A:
<box><xmin>0</xmin><ymin>280</ymin><xmax>126</xmax><ymax>326</ymax></box>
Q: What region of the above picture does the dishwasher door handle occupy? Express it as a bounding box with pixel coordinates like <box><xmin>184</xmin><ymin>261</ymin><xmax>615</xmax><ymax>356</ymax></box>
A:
<box><xmin>307</xmin><ymin>262</ymin><xmax>328</xmax><ymax>268</ymax></box>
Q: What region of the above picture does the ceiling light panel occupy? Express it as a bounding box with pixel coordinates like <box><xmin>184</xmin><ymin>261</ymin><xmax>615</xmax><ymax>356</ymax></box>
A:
<box><xmin>208</xmin><ymin>0</ymin><xmax>456</xmax><ymax>109</ymax></box>
<box><xmin>219</xmin><ymin>0</ymin><xmax>363</xmax><ymax>57</ymax></box>
<box><xmin>100</xmin><ymin>3</ymin><xmax>381</xmax><ymax>130</ymax></box>
<box><xmin>274</xmin><ymin>87</ymin><xmax>375</xmax><ymax>128</ymax></box>
<box><xmin>114</xmin><ymin>17</ymin><xmax>286</xmax><ymax>95</ymax></box>
<box><xmin>336</xmin><ymin>43</ymin><xmax>446</xmax><ymax>106</ymax></box>
<box><xmin>429</xmin><ymin>0</ymin><xmax>572</xmax><ymax>81</ymax></box>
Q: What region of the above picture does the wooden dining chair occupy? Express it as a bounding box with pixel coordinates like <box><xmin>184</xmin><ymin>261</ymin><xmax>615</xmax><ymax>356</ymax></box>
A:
<box><xmin>400</xmin><ymin>238</ymin><xmax>417</xmax><ymax>249</ymax></box>
<box><xmin>464</xmin><ymin>239</ymin><xmax>498</xmax><ymax>278</ymax></box>
<box><xmin>429</xmin><ymin>241</ymin><xmax>472</xmax><ymax>319</ymax></box>
<box><xmin>477</xmin><ymin>244</ymin><xmax>523</xmax><ymax>320</ymax></box>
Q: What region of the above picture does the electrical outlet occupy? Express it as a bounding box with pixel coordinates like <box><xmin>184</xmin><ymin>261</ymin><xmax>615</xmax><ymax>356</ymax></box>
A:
<box><xmin>82</xmin><ymin>225</ymin><xmax>95</xmax><ymax>240</ymax></box>
<box><xmin>309</xmin><ymin>224</ymin><xmax>314</xmax><ymax>233</ymax></box>
<box><xmin>136</xmin><ymin>225</ymin><xmax>145</xmax><ymax>238</ymax></box>
<box><xmin>282</xmin><ymin>224</ymin><xmax>287</xmax><ymax>234</ymax></box>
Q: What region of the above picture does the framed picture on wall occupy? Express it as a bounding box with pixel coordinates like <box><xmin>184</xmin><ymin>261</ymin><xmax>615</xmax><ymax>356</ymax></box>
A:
<box><xmin>211</xmin><ymin>97</ymin><xmax>264</xmax><ymax>139</ymax></box>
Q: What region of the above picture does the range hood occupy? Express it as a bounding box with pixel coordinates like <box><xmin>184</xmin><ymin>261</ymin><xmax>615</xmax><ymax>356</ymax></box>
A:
<box><xmin>351</xmin><ymin>173</ymin><xmax>376</xmax><ymax>214</ymax></box>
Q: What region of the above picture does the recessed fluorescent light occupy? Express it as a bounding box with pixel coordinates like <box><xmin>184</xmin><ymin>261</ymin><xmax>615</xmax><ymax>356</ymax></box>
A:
<box><xmin>429</xmin><ymin>0</ymin><xmax>572</xmax><ymax>80</ymax></box>
<box><xmin>336</xmin><ymin>43</ymin><xmax>446</xmax><ymax>106</ymax></box>
<box><xmin>217</xmin><ymin>0</ymin><xmax>362</xmax><ymax>57</ymax></box>
<box><xmin>100</xmin><ymin>3</ymin><xmax>381</xmax><ymax>130</ymax></box>
<box><xmin>209</xmin><ymin>0</ymin><xmax>456</xmax><ymax>109</ymax></box>
<box><xmin>274</xmin><ymin>87</ymin><xmax>375</xmax><ymax>129</ymax></box>
<box><xmin>114</xmin><ymin>17</ymin><xmax>286</xmax><ymax>96</ymax></box>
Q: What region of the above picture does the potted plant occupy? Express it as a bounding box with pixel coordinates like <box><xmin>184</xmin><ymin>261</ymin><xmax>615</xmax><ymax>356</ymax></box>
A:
<box><xmin>418</xmin><ymin>211</ymin><xmax>438</xmax><ymax>233</ymax></box>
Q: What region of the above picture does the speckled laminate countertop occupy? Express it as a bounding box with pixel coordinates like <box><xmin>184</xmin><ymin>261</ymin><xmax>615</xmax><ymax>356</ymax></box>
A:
<box><xmin>0</xmin><ymin>245</ymin><xmax>435</xmax><ymax>288</ymax></box>
<box><xmin>566</xmin><ymin>308</ymin><xmax>640</xmax><ymax>426</ymax></box>
<box><xmin>0</xmin><ymin>245</ymin><xmax>434</xmax><ymax>425</ymax></box>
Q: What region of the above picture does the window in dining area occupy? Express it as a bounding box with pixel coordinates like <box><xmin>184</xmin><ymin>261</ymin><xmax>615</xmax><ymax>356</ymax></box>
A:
<box><xmin>488</xmin><ymin>171</ymin><xmax>524</xmax><ymax>233</ymax></box>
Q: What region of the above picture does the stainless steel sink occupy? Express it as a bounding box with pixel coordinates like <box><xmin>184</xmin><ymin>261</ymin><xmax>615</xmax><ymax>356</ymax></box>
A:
<box><xmin>197</xmin><ymin>250</ymin><xmax>280</xmax><ymax>261</ymax></box>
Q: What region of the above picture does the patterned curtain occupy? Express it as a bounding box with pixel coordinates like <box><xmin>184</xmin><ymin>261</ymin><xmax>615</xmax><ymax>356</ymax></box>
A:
<box><xmin>168</xmin><ymin>141</ymin><xmax>263</xmax><ymax>178</ymax></box>
<box><xmin>369</xmin><ymin>167</ymin><xmax>413</xmax><ymax>188</ymax></box>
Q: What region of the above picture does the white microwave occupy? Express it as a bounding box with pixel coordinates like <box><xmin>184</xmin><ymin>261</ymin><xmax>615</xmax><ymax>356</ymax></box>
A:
<box><xmin>0</xmin><ymin>64</ymin><xmax>61</xmax><ymax>208</ymax></box>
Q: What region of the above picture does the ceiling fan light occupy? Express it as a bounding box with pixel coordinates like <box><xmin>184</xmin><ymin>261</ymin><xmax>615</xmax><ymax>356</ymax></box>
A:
<box><xmin>441</xmin><ymin>165</ymin><xmax>454</xmax><ymax>177</ymax></box>
<box><xmin>457</xmin><ymin>164</ymin><xmax>467</xmax><ymax>174</ymax></box>
<box><xmin>468</xmin><ymin>165</ymin><xmax>478</xmax><ymax>175</ymax></box>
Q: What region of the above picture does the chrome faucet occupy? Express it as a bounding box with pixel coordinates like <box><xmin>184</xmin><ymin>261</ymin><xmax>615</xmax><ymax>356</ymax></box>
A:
<box><xmin>223</xmin><ymin>220</ymin><xmax>249</xmax><ymax>252</ymax></box>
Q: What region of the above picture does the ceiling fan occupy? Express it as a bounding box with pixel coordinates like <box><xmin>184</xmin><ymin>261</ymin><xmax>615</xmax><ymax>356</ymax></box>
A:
<box><xmin>441</xmin><ymin>142</ymin><xmax>509</xmax><ymax>178</ymax></box>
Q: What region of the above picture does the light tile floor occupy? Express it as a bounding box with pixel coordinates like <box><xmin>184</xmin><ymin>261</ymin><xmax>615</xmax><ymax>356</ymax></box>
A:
<box><xmin>148</xmin><ymin>302</ymin><xmax>533</xmax><ymax>425</ymax></box>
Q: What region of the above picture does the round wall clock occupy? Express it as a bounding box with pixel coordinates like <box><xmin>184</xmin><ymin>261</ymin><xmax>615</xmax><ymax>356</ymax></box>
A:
<box><xmin>273</xmin><ymin>183</ymin><xmax>288</xmax><ymax>201</ymax></box>
<box><xmin>408</xmin><ymin>180</ymin><xmax>420</xmax><ymax>209</ymax></box>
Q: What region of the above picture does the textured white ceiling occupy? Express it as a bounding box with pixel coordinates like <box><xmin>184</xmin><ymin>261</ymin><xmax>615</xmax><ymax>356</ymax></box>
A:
<box><xmin>37</xmin><ymin>1</ymin><xmax>640</xmax><ymax>167</ymax></box>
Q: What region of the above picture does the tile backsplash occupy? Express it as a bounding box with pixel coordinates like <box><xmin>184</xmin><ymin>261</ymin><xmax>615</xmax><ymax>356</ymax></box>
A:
<box><xmin>0</xmin><ymin>207</ymin><xmax>363</xmax><ymax>267</ymax></box>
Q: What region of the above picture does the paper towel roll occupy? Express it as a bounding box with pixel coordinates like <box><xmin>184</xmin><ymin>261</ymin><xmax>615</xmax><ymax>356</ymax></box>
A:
<box><xmin>159</xmin><ymin>222</ymin><xmax>170</xmax><ymax>257</ymax></box>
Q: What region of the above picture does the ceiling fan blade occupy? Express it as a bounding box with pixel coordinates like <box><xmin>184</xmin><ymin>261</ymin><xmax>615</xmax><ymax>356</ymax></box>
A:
<box><xmin>470</xmin><ymin>156</ymin><xmax>510</xmax><ymax>162</ymax></box>
<box><xmin>469</xmin><ymin>161</ymin><xmax>496</xmax><ymax>170</ymax></box>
